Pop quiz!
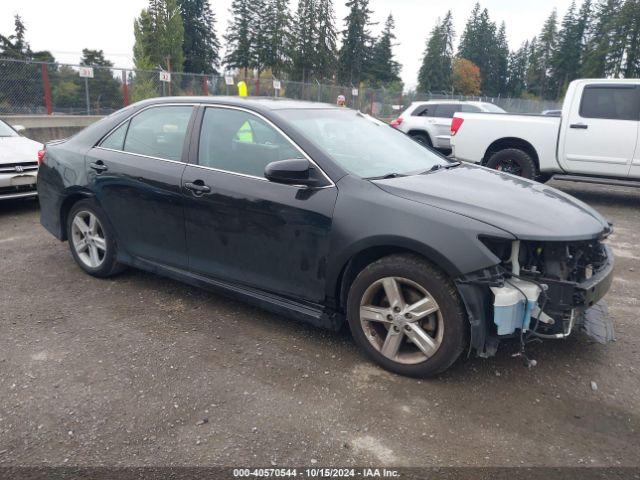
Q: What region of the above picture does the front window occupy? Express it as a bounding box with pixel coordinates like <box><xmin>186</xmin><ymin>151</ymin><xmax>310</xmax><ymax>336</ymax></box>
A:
<box><xmin>198</xmin><ymin>107</ymin><xmax>303</xmax><ymax>178</ymax></box>
<box><xmin>0</xmin><ymin>120</ymin><xmax>18</xmax><ymax>137</ymax></box>
<box><xmin>278</xmin><ymin>109</ymin><xmax>450</xmax><ymax>178</ymax></box>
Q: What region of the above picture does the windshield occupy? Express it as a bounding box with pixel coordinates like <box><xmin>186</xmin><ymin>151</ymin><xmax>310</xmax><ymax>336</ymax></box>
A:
<box><xmin>0</xmin><ymin>120</ymin><xmax>18</xmax><ymax>137</ymax></box>
<box><xmin>278</xmin><ymin>109</ymin><xmax>450</xmax><ymax>178</ymax></box>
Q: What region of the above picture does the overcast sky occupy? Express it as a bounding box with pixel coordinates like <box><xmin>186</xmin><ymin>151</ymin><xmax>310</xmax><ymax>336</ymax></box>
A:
<box><xmin>1</xmin><ymin>0</ymin><xmax>578</xmax><ymax>88</ymax></box>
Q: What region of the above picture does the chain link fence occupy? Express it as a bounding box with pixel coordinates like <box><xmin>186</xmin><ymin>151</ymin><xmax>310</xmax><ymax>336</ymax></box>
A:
<box><xmin>0</xmin><ymin>58</ymin><xmax>561</xmax><ymax>118</ymax></box>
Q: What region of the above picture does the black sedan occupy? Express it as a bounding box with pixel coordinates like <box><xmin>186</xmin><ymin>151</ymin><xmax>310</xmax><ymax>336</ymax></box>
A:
<box><xmin>37</xmin><ymin>97</ymin><xmax>615</xmax><ymax>376</ymax></box>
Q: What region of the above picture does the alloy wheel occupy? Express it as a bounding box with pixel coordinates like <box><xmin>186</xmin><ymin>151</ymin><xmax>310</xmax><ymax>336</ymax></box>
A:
<box><xmin>71</xmin><ymin>211</ymin><xmax>107</xmax><ymax>269</ymax></box>
<box><xmin>359</xmin><ymin>276</ymin><xmax>444</xmax><ymax>365</ymax></box>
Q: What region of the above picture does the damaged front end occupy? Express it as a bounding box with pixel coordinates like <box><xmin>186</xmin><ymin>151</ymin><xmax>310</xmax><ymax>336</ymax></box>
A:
<box><xmin>456</xmin><ymin>235</ymin><xmax>615</xmax><ymax>358</ymax></box>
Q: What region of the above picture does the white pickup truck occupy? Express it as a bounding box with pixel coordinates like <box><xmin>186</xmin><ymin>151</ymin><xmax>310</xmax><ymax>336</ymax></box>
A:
<box><xmin>450</xmin><ymin>79</ymin><xmax>640</xmax><ymax>186</ymax></box>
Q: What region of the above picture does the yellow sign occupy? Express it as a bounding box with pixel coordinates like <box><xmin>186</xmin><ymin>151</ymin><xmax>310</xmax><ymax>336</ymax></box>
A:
<box><xmin>237</xmin><ymin>81</ymin><xmax>248</xmax><ymax>97</ymax></box>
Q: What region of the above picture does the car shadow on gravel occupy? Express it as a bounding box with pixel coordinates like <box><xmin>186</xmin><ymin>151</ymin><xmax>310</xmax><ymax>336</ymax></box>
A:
<box><xmin>0</xmin><ymin>197</ymin><xmax>39</xmax><ymax>215</ymax></box>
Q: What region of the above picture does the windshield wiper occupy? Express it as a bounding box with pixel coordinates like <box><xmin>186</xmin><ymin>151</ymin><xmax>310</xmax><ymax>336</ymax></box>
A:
<box><xmin>366</xmin><ymin>172</ymin><xmax>406</xmax><ymax>180</ymax></box>
<box><xmin>421</xmin><ymin>162</ymin><xmax>461</xmax><ymax>174</ymax></box>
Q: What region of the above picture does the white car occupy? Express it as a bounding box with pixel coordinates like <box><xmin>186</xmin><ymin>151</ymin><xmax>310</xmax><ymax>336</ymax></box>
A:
<box><xmin>0</xmin><ymin>120</ymin><xmax>42</xmax><ymax>200</ymax></box>
<box><xmin>390</xmin><ymin>100</ymin><xmax>505</xmax><ymax>151</ymax></box>
<box><xmin>451</xmin><ymin>79</ymin><xmax>640</xmax><ymax>184</ymax></box>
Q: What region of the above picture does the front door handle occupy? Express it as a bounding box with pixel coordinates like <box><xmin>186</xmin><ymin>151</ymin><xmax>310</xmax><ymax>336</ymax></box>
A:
<box><xmin>89</xmin><ymin>161</ymin><xmax>108</xmax><ymax>172</ymax></box>
<box><xmin>570</xmin><ymin>123</ymin><xmax>589</xmax><ymax>129</ymax></box>
<box><xmin>184</xmin><ymin>181</ymin><xmax>211</xmax><ymax>194</ymax></box>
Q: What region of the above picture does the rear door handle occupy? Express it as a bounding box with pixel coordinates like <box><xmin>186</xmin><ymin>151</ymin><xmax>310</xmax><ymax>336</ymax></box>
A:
<box><xmin>184</xmin><ymin>181</ymin><xmax>211</xmax><ymax>194</ymax></box>
<box><xmin>89</xmin><ymin>161</ymin><xmax>108</xmax><ymax>172</ymax></box>
<box><xmin>570</xmin><ymin>123</ymin><xmax>588</xmax><ymax>129</ymax></box>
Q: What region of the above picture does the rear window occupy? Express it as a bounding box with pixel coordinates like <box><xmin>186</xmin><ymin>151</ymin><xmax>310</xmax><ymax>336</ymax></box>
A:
<box><xmin>579</xmin><ymin>86</ymin><xmax>639</xmax><ymax>121</ymax></box>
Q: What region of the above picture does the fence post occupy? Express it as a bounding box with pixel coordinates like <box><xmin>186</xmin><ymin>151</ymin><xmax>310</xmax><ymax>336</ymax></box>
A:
<box><xmin>202</xmin><ymin>75</ymin><xmax>209</xmax><ymax>96</ymax></box>
<box><xmin>40</xmin><ymin>63</ymin><xmax>53</xmax><ymax>115</ymax></box>
<box><xmin>122</xmin><ymin>70</ymin><xmax>130</xmax><ymax>107</ymax></box>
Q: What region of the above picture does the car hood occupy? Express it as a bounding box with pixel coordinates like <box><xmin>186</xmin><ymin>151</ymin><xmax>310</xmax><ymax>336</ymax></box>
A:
<box><xmin>374</xmin><ymin>164</ymin><xmax>610</xmax><ymax>241</ymax></box>
<box><xmin>0</xmin><ymin>136</ymin><xmax>42</xmax><ymax>164</ymax></box>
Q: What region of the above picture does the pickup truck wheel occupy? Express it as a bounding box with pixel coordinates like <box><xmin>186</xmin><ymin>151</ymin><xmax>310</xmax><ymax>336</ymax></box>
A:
<box><xmin>347</xmin><ymin>254</ymin><xmax>468</xmax><ymax>377</ymax></box>
<box><xmin>486</xmin><ymin>148</ymin><xmax>537</xmax><ymax>180</ymax></box>
<box><xmin>409</xmin><ymin>132</ymin><xmax>432</xmax><ymax>147</ymax></box>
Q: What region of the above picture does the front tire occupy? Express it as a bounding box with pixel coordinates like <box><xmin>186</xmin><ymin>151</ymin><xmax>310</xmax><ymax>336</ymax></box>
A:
<box><xmin>67</xmin><ymin>199</ymin><xmax>124</xmax><ymax>278</ymax></box>
<box><xmin>347</xmin><ymin>254</ymin><xmax>468</xmax><ymax>377</ymax></box>
<box><xmin>486</xmin><ymin>148</ymin><xmax>537</xmax><ymax>180</ymax></box>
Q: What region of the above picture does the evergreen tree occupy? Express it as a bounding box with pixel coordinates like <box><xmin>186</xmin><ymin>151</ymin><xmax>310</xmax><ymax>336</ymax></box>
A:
<box><xmin>368</xmin><ymin>14</ymin><xmax>401</xmax><ymax>86</ymax></box>
<box><xmin>177</xmin><ymin>0</ymin><xmax>220</xmax><ymax>74</ymax></box>
<box><xmin>417</xmin><ymin>12</ymin><xmax>454</xmax><ymax>93</ymax></box>
<box><xmin>531</xmin><ymin>9</ymin><xmax>558</xmax><ymax>98</ymax></box>
<box><xmin>251</xmin><ymin>0</ymin><xmax>270</xmax><ymax>75</ymax></box>
<box><xmin>0</xmin><ymin>16</ymin><xmax>54</xmax><ymax>112</ymax></box>
<box><xmin>0</xmin><ymin>15</ymin><xmax>28</xmax><ymax>58</ymax></box>
<box><xmin>133</xmin><ymin>0</ymin><xmax>185</xmax><ymax>71</ymax></box>
<box><xmin>551</xmin><ymin>1</ymin><xmax>591</xmax><ymax>97</ymax></box>
<box><xmin>263</xmin><ymin>0</ymin><xmax>293</xmax><ymax>77</ymax></box>
<box><xmin>491</xmin><ymin>22</ymin><xmax>510</xmax><ymax>95</ymax></box>
<box><xmin>458</xmin><ymin>3</ymin><xmax>502</xmax><ymax>95</ymax></box>
<box><xmin>338</xmin><ymin>0</ymin><xmax>374</xmax><ymax>85</ymax></box>
<box><xmin>581</xmin><ymin>0</ymin><xmax>623</xmax><ymax>77</ymax></box>
<box><xmin>315</xmin><ymin>0</ymin><xmax>338</xmax><ymax>81</ymax></box>
<box><xmin>506</xmin><ymin>41</ymin><xmax>529</xmax><ymax>97</ymax></box>
<box><xmin>290</xmin><ymin>0</ymin><xmax>317</xmax><ymax>82</ymax></box>
<box><xmin>79</xmin><ymin>49</ymin><xmax>123</xmax><ymax>110</ymax></box>
<box><xmin>622</xmin><ymin>0</ymin><xmax>640</xmax><ymax>76</ymax></box>
<box><xmin>224</xmin><ymin>0</ymin><xmax>253</xmax><ymax>78</ymax></box>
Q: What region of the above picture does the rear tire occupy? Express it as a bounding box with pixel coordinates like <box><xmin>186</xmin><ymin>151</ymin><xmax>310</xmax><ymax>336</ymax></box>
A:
<box><xmin>347</xmin><ymin>254</ymin><xmax>468</xmax><ymax>377</ymax></box>
<box><xmin>486</xmin><ymin>148</ymin><xmax>537</xmax><ymax>180</ymax></box>
<box><xmin>66</xmin><ymin>199</ymin><xmax>125</xmax><ymax>278</ymax></box>
<box><xmin>409</xmin><ymin>132</ymin><xmax>432</xmax><ymax>148</ymax></box>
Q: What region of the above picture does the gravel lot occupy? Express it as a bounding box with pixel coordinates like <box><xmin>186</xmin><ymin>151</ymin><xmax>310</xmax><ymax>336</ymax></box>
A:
<box><xmin>1</xmin><ymin>180</ymin><xmax>639</xmax><ymax>468</ymax></box>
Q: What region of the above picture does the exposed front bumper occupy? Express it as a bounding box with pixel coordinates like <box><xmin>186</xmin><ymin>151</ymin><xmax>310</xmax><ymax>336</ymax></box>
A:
<box><xmin>0</xmin><ymin>171</ymin><xmax>38</xmax><ymax>200</ymax></box>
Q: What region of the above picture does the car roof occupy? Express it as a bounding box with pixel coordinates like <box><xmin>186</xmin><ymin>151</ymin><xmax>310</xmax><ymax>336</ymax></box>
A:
<box><xmin>134</xmin><ymin>96</ymin><xmax>340</xmax><ymax>113</ymax></box>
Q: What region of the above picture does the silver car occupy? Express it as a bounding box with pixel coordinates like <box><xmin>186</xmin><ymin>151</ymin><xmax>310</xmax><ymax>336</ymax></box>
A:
<box><xmin>391</xmin><ymin>101</ymin><xmax>505</xmax><ymax>151</ymax></box>
<box><xmin>0</xmin><ymin>119</ymin><xmax>42</xmax><ymax>200</ymax></box>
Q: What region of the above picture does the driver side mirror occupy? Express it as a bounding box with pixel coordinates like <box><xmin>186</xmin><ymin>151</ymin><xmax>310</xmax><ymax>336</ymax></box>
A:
<box><xmin>13</xmin><ymin>125</ymin><xmax>26</xmax><ymax>134</ymax></box>
<box><xmin>264</xmin><ymin>158</ymin><xmax>319</xmax><ymax>187</ymax></box>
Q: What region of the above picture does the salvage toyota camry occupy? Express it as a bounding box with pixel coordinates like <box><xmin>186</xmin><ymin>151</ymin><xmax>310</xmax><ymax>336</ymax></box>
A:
<box><xmin>37</xmin><ymin>97</ymin><xmax>615</xmax><ymax>377</ymax></box>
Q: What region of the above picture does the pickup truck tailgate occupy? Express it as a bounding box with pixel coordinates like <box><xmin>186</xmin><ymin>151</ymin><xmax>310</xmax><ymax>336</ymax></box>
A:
<box><xmin>451</xmin><ymin>112</ymin><xmax>561</xmax><ymax>168</ymax></box>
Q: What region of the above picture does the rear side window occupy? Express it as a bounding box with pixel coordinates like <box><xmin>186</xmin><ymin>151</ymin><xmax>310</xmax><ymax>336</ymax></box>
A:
<box><xmin>412</xmin><ymin>105</ymin><xmax>432</xmax><ymax>117</ymax></box>
<box><xmin>198</xmin><ymin>108</ymin><xmax>303</xmax><ymax>178</ymax></box>
<box><xmin>117</xmin><ymin>106</ymin><xmax>193</xmax><ymax>161</ymax></box>
<box><xmin>579</xmin><ymin>86</ymin><xmax>639</xmax><ymax>121</ymax></box>
<box><xmin>461</xmin><ymin>104</ymin><xmax>481</xmax><ymax>113</ymax></box>
<box><xmin>100</xmin><ymin>121</ymin><xmax>129</xmax><ymax>150</ymax></box>
<box><xmin>433</xmin><ymin>104</ymin><xmax>461</xmax><ymax>118</ymax></box>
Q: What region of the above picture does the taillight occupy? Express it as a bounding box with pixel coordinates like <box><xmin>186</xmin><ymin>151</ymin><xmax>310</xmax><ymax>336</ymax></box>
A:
<box><xmin>390</xmin><ymin>117</ymin><xmax>403</xmax><ymax>128</ymax></box>
<box><xmin>451</xmin><ymin>117</ymin><xmax>464</xmax><ymax>136</ymax></box>
<box><xmin>37</xmin><ymin>149</ymin><xmax>46</xmax><ymax>166</ymax></box>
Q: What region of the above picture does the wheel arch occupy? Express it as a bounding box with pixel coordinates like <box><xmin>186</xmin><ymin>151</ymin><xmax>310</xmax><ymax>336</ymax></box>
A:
<box><xmin>59</xmin><ymin>188</ymin><xmax>96</xmax><ymax>241</ymax></box>
<box><xmin>329</xmin><ymin>237</ymin><xmax>461</xmax><ymax>314</ymax></box>
<box><xmin>407</xmin><ymin>129</ymin><xmax>432</xmax><ymax>143</ymax></box>
<box><xmin>483</xmin><ymin>137</ymin><xmax>539</xmax><ymax>168</ymax></box>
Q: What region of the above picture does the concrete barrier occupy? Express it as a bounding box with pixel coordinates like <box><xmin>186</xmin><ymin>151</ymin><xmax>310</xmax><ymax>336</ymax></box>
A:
<box><xmin>0</xmin><ymin>115</ymin><xmax>105</xmax><ymax>143</ymax></box>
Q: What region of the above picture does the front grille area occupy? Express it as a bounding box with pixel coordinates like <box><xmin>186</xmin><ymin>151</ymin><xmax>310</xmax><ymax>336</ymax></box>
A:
<box><xmin>0</xmin><ymin>183</ymin><xmax>37</xmax><ymax>195</ymax></box>
<box><xmin>0</xmin><ymin>161</ymin><xmax>39</xmax><ymax>173</ymax></box>
<box><xmin>518</xmin><ymin>240</ymin><xmax>608</xmax><ymax>284</ymax></box>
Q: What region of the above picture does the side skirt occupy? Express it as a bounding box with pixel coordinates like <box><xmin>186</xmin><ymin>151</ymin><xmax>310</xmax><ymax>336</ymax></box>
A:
<box><xmin>128</xmin><ymin>256</ymin><xmax>344</xmax><ymax>331</ymax></box>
